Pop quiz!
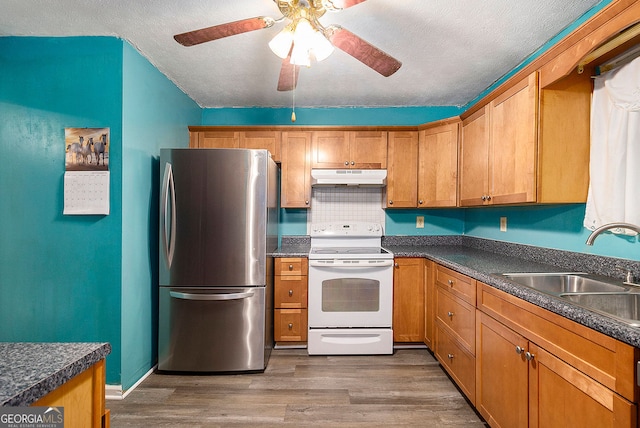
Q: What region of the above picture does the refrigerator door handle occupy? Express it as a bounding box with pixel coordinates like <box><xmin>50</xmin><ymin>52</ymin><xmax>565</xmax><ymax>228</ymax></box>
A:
<box><xmin>169</xmin><ymin>291</ymin><xmax>255</xmax><ymax>301</ymax></box>
<box><xmin>161</xmin><ymin>162</ymin><xmax>176</xmax><ymax>268</ymax></box>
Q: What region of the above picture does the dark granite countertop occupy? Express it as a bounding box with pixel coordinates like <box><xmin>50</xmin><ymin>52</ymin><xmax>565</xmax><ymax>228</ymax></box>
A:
<box><xmin>0</xmin><ymin>342</ymin><xmax>111</xmax><ymax>407</ymax></box>
<box><xmin>273</xmin><ymin>234</ymin><xmax>640</xmax><ymax>348</ymax></box>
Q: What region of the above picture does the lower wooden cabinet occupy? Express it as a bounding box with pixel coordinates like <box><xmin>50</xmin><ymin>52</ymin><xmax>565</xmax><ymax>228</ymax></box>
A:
<box><xmin>433</xmin><ymin>264</ymin><xmax>477</xmax><ymax>404</ymax></box>
<box><xmin>274</xmin><ymin>257</ymin><xmax>308</xmax><ymax>343</ymax></box>
<box><xmin>393</xmin><ymin>258</ymin><xmax>424</xmax><ymax>342</ymax></box>
<box><xmin>33</xmin><ymin>359</ymin><xmax>108</xmax><ymax>428</ymax></box>
<box><xmin>476</xmin><ymin>282</ymin><xmax>638</xmax><ymax>428</ymax></box>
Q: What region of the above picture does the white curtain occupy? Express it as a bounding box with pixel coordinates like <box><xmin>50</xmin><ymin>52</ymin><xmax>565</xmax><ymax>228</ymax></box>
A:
<box><xmin>583</xmin><ymin>56</ymin><xmax>640</xmax><ymax>234</ymax></box>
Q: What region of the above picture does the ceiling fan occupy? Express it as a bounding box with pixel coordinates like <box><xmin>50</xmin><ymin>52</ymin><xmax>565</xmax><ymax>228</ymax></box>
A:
<box><xmin>173</xmin><ymin>0</ymin><xmax>402</xmax><ymax>91</ymax></box>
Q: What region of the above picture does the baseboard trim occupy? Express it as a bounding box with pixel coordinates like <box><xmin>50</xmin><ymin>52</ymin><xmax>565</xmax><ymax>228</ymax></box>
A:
<box><xmin>106</xmin><ymin>364</ymin><xmax>157</xmax><ymax>400</ymax></box>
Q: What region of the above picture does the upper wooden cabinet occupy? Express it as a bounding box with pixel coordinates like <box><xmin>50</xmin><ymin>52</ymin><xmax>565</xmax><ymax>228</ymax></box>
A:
<box><xmin>281</xmin><ymin>131</ymin><xmax>312</xmax><ymax>208</ymax></box>
<box><xmin>386</xmin><ymin>131</ymin><xmax>418</xmax><ymax>208</ymax></box>
<box><xmin>239</xmin><ymin>131</ymin><xmax>281</xmax><ymax>161</ymax></box>
<box><xmin>459</xmin><ymin>71</ymin><xmax>590</xmax><ymax>207</ymax></box>
<box><xmin>189</xmin><ymin>129</ymin><xmax>281</xmax><ymax>162</ymax></box>
<box><xmin>418</xmin><ymin>120</ymin><xmax>459</xmax><ymax>208</ymax></box>
<box><xmin>310</xmin><ymin>131</ymin><xmax>387</xmax><ymax>169</ymax></box>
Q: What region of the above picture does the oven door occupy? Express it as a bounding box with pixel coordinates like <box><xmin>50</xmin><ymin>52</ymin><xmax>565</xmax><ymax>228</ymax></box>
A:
<box><xmin>308</xmin><ymin>259</ymin><xmax>393</xmax><ymax>328</ymax></box>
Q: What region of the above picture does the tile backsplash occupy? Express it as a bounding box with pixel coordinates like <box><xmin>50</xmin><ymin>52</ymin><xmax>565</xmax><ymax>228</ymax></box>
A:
<box><xmin>309</xmin><ymin>187</ymin><xmax>385</xmax><ymax>231</ymax></box>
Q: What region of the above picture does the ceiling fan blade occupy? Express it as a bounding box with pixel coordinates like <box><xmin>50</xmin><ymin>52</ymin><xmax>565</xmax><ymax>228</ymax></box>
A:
<box><xmin>326</xmin><ymin>26</ymin><xmax>402</xmax><ymax>77</ymax></box>
<box><xmin>277</xmin><ymin>54</ymin><xmax>300</xmax><ymax>92</ymax></box>
<box><xmin>324</xmin><ymin>0</ymin><xmax>368</xmax><ymax>10</ymax></box>
<box><xmin>174</xmin><ymin>17</ymin><xmax>274</xmax><ymax>47</ymax></box>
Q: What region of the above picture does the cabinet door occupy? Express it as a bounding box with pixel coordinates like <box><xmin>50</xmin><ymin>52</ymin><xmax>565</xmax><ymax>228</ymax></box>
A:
<box><xmin>197</xmin><ymin>131</ymin><xmax>239</xmax><ymax>148</ymax></box>
<box><xmin>393</xmin><ymin>258</ymin><xmax>424</xmax><ymax>342</ymax></box>
<box><xmin>386</xmin><ymin>131</ymin><xmax>418</xmax><ymax>208</ymax></box>
<box><xmin>529</xmin><ymin>343</ymin><xmax>637</xmax><ymax>428</ymax></box>
<box><xmin>310</xmin><ymin>131</ymin><xmax>350</xmax><ymax>168</ymax></box>
<box><xmin>281</xmin><ymin>132</ymin><xmax>311</xmax><ymax>208</ymax></box>
<box><xmin>239</xmin><ymin>131</ymin><xmax>281</xmax><ymax>162</ymax></box>
<box><xmin>489</xmin><ymin>73</ymin><xmax>537</xmax><ymax>205</ymax></box>
<box><xmin>349</xmin><ymin>131</ymin><xmax>387</xmax><ymax>169</ymax></box>
<box><xmin>459</xmin><ymin>107</ymin><xmax>490</xmax><ymax>206</ymax></box>
<box><xmin>476</xmin><ymin>312</ymin><xmax>529</xmax><ymax>428</ymax></box>
<box><xmin>418</xmin><ymin>122</ymin><xmax>459</xmax><ymax>207</ymax></box>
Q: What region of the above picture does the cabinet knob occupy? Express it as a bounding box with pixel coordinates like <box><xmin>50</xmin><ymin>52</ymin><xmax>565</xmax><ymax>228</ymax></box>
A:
<box><xmin>448</xmin><ymin>279</ymin><xmax>455</xmax><ymax>286</ymax></box>
<box><xmin>305</xmin><ymin>200</ymin><xmax>309</xmax><ymax>205</ymax></box>
<box><xmin>447</xmin><ymin>311</ymin><xmax>454</xmax><ymax>318</ymax></box>
<box><xmin>288</xmin><ymin>289</ymin><xmax>293</xmax><ymax>297</ymax></box>
<box><xmin>486</xmin><ymin>195</ymin><xmax>492</xmax><ymax>201</ymax></box>
<box><xmin>515</xmin><ymin>346</ymin><xmax>525</xmax><ymax>355</ymax></box>
<box><xmin>345</xmin><ymin>161</ymin><xmax>349</xmax><ymax>165</ymax></box>
<box><xmin>288</xmin><ymin>323</ymin><xmax>293</xmax><ymax>330</ymax></box>
<box><xmin>481</xmin><ymin>195</ymin><xmax>487</xmax><ymax>201</ymax></box>
<box><xmin>394</xmin><ymin>263</ymin><xmax>399</xmax><ymax>268</ymax></box>
<box><xmin>289</xmin><ymin>264</ymin><xmax>293</xmax><ymax>270</ymax></box>
<box><xmin>447</xmin><ymin>353</ymin><xmax>454</xmax><ymax>360</ymax></box>
<box><xmin>419</xmin><ymin>200</ymin><xmax>424</xmax><ymax>205</ymax></box>
<box><xmin>389</xmin><ymin>200</ymin><xmax>393</xmax><ymax>205</ymax></box>
<box><xmin>351</xmin><ymin>161</ymin><xmax>355</xmax><ymax>165</ymax></box>
<box><xmin>525</xmin><ymin>351</ymin><xmax>535</xmax><ymax>361</ymax></box>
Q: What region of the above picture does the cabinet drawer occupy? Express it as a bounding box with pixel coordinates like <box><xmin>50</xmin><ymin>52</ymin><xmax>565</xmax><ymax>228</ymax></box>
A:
<box><xmin>275</xmin><ymin>276</ymin><xmax>308</xmax><ymax>308</ymax></box>
<box><xmin>276</xmin><ymin>258</ymin><xmax>308</xmax><ymax>276</ymax></box>
<box><xmin>274</xmin><ymin>309</ymin><xmax>308</xmax><ymax>342</ymax></box>
<box><xmin>435</xmin><ymin>265</ymin><xmax>476</xmax><ymax>305</ymax></box>
<box><xmin>436</xmin><ymin>286</ymin><xmax>475</xmax><ymax>353</ymax></box>
<box><xmin>435</xmin><ymin>325</ymin><xmax>476</xmax><ymax>404</ymax></box>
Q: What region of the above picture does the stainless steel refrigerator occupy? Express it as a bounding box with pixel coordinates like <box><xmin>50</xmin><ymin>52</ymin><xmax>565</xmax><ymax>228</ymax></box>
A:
<box><xmin>158</xmin><ymin>148</ymin><xmax>278</xmax><ymax>372</ymax></box>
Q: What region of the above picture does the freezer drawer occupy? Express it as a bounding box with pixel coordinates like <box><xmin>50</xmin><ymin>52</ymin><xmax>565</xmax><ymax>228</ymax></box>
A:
<box><xmin>158</xmin><ymin>286</ymin><xmax>271</xmax><ymax>372</ymax></box>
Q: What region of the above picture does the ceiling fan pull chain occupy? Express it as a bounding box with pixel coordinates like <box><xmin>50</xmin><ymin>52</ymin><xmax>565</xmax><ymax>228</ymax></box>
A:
<box><xmin>291</xmin><ymin>64</ymin><xmax>297</xmax><ymax>122</ymax></box>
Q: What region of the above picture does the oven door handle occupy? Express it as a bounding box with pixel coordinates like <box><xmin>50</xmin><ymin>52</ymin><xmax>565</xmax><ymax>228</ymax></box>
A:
<box><xmin>308</xmin><ymin>259</ymin><xmax>394</xmax><ymax>268</ymax></box>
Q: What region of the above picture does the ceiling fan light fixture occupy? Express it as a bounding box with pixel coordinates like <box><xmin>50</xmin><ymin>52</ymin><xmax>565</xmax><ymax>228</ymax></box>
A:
<box><xmin>270</xmin><ymin>17</ymin><xmax>334</xmax><ymax>66</ymax></box>
<box><xmin>268</xmin><ymin>25</ymin><xmax>295</xmax><ymax>58</ymax></box>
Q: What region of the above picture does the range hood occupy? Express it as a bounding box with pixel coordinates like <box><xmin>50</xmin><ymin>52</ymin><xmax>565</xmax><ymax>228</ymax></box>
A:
<box><xmin>311</xmin><ymin>169</ymin><xmax>387</xmax><ymax>187</ymax></box>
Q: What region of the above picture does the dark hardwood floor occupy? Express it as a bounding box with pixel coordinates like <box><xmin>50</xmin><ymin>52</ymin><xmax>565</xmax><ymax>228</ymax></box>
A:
<box><xmin>108</xmin><ymin>348</ymin><xmax>487</xmax><ymax>427</ymax></box>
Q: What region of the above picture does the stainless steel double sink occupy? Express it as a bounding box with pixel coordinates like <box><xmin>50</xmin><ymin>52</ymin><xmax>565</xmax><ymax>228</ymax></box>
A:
<box><xmin>501</xmin><ymin>272</ymin><xmax>640</xmax><ymax>327</ymax></box>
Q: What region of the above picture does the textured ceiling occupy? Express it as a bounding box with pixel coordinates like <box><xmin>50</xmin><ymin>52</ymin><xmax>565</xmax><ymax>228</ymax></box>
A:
<box><xmin>0</xmin><ymin>0</ymin><xmax>603</xmax><ymax>108</ymax></box>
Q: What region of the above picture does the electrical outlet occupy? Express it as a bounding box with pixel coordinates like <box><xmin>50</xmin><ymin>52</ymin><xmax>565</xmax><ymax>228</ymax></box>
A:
<box><xmin>416</xmin><ymin>216</ymin><xmax>425</xmax><ymax>228</ymax></box>
<box><xmin>500</xmin><ymin>217</ymin><xmax>507</xmax><ymax>232</ymax></box>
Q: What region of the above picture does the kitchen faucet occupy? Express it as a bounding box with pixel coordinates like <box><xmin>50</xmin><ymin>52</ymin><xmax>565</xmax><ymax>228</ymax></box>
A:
<box><xmin>585</xmin><ymin>222</ymin><xmax>640</xmax><ymax>245</ymax></box>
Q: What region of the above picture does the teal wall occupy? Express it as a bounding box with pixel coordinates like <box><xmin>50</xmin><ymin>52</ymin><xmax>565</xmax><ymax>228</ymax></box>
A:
<box><xmin>201</xmin><ymin>106</ymin><xmax>464</xmax><ymax>126</ymax></box>
<box><xmin>121</xmin><ymin>43</ymin><xmax>200</xmax><ymax>389</ymax></box>
<box><xmin>0</xmin><ymin>37</ymin><xmax>124</xmax><ymax>382</ymax></box>
<box><xmin>464</xmin><ymin>205</ymin><xmax>639</xmax><ymax>261</ymax></box>
<box><xmin>0</xmin><ymin>37</ymin><xmax>200</xmax><ymax>388</ymax></box>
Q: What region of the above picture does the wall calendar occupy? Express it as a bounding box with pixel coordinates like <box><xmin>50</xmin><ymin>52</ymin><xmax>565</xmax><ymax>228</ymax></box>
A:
<box><xmin>63</xmin><ymin>127</ymin><xmax>110</xmax><ymax>215</ymax></box>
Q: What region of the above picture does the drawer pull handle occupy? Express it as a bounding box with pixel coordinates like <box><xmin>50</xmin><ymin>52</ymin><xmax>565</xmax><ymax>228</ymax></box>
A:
<box><xmin>448</xmin><ymin>279</ymin><xmax>454</xmax><ymax>286</ymax></box>
<box><xmin>447</xmin><ymin>311</ymin><xmax>454</xmax><ymax>318</ymax></box>
<box><xmin>288</xmin><ymin>323</ymin><xmax>293</xmax><ymax>330</ymax></box>
<box><xmin>289</xmin><ymin>264</ymin><xmax>293</xmax><ymax>271</ymax></box>
<box><xmin>289</xmin><ymin>289</ymin><xmax>293</xmax><ymax>297</ymax></box>
<box><xmin>525</xmin><ymin>352</ymin><xmax>535</xmax><ymax>361</ymax></box>
<box><xmin>447</xmin><ymin>353</ymin><xmax>454</xmax><ymax>360</ymax></box>
<box><xmin>515</xmin><ymin>346</ymin><xmax>525</xmax><ymax>355</ymax></box>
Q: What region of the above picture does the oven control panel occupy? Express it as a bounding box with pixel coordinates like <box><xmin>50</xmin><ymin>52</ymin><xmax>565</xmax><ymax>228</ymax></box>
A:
<box><xmin>310</xmin><ymin>222</ymin><xmax>382</xmax><ymax>237</ymax></box>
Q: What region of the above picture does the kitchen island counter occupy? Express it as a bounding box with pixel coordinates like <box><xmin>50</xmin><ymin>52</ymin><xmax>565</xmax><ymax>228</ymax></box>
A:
<box><xmin>0</xmin><ymin>342</ymin><xmax>111</xmax><ymax>407</ymax></box>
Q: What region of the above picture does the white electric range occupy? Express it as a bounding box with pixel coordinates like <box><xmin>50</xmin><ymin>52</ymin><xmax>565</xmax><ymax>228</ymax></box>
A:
<box><xmin>307</xmin><ymin>222</ymin><xmax>394</xmax><ymax>355</ymax></box>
